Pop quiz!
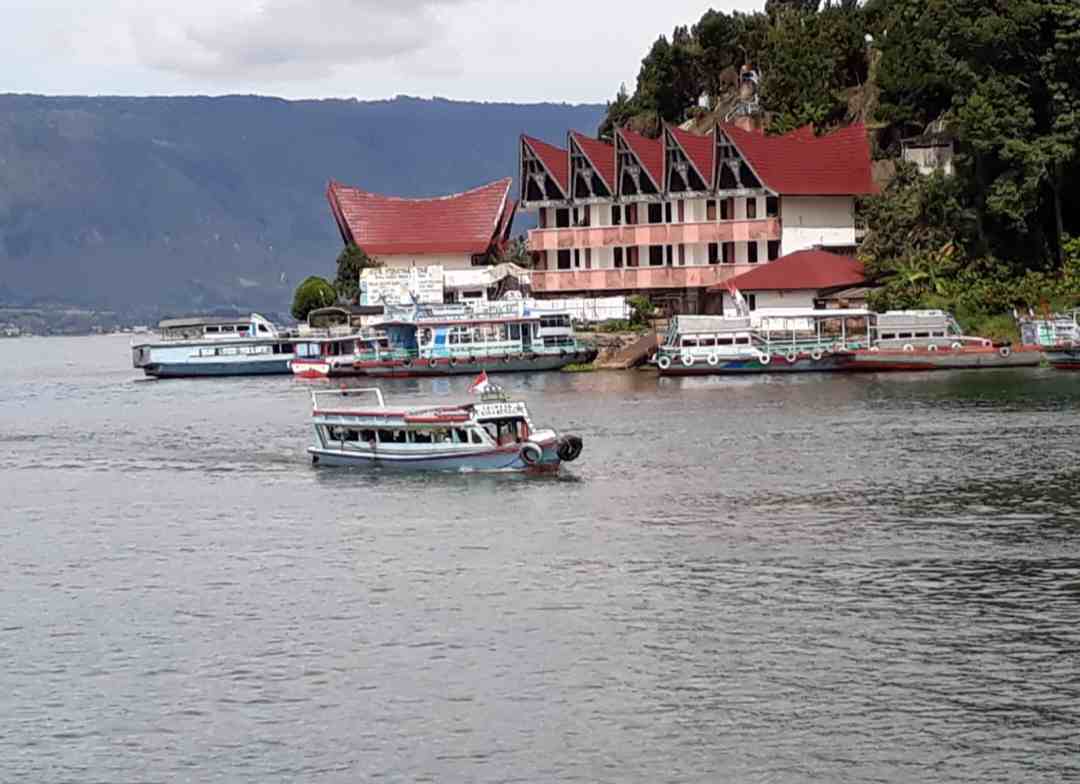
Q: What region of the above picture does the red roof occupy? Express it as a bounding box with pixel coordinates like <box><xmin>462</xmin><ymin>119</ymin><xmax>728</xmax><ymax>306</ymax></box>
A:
<box><xmin>618</xmin><ymin>128</ymin><xmax>664</xmax><ymax>190</ymax></box>
<box><xmin>720</xmin><ymin>123</ymin><xmax>877</xmax><ymax>196</ymax></box>
<box><xmin>711</xmin><ymin>249</ymin><xmax>867</xmax><ymax>292</ymax></box>
<box><xmin>667</xmin><ymin>125</ymin><xmax>715</xmax><ymax>188</ymax></box>
<box><xmin>326</xmin><ymin>178</ymin><xmax>514</xmax><ymax>256</ymax></box>
<box><xmin>569</xmin><ymin>132</ymin><xmax>616</xmax><ymax>193</ymax></box>
<box><xmin>522</xmin><ymin>135</ymin><xmax>569</xmax><ymax>196</ymax></box>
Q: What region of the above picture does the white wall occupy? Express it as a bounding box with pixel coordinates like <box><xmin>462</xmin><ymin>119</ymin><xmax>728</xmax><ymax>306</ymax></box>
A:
<box><xmin>780</xmin><ymin>196</ymin><xmax>856</xmax><ymax>255</ymax></box>
<box><xmin>372</xmin><ymin>252</ymin><xmax>475</xmax><ymax>270</ymax></box>
<box><xmin>723</xmin><ymin>289</ymin><xmax>817</xmax><ymax>312</ymax></box>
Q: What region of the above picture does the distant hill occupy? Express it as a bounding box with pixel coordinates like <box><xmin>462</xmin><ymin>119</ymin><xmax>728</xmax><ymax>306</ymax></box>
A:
<box><xmin>0</xmin><ymin>94</ymin><xmax>604</xmax><ymax>317</ymax></box>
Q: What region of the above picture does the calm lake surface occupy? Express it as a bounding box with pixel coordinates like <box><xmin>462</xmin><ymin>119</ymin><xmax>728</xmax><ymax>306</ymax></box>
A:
<box><xmin>2</xmin><ymin>335</ymin><xmax>1079</xmax><ymax>783</ymax></box>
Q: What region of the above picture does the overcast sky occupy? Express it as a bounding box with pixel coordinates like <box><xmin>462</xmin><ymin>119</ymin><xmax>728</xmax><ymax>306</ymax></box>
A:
<box><xmin>2</xmin><ymin>0</ymin><xmax>762</xmax><ymax>104</ymax></box>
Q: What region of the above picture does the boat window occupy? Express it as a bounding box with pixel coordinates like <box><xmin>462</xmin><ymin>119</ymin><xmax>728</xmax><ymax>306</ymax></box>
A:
<box><xmin>431</xmin><ymin>429</ymin><xmax>450</xmax><ymax>444</ymax></box>
<box><xmin>360</xmin><ymin>430</ymin><xmax>376</xmax><ymax>442</ymax></box>
<box><xmin>377</xmin><ymin>429</ymin><xmax>395</xmax><ymax>443</ymax></box>
<box><xmin>898</xmin><ymin>332</ymin><xmax>913</xmax><ymax>339</ymax></box>
<box><xmin>681</xmin><ymin>338</ymin><xmax>699</xmax><ymax>348</ymax></box>
<box><xmin>327</xmin><ymin>426</ymin><xmax>344</xmax><ymax>441</ymax></box>
<box><xmin>735</xmin><ymin>337</ymin><xmax>750</xmax><ymax>345</ymax></box>
<box><xmin>412</xmin><ymin>431</ymin><xmax>433</xmax><ymax>444</ymax></box>
<box><xmin>343</xmin><ymin>429</ymin><xmax>360</xmax><ymax>442</ymax></box>
<box><xmin>509</xmin><ymin>324</ymin><xmax>521</xmax><ymax>341</ymax></box>
<box><xmin>914</xmin><ymin>331</ymin><xmax>930</xmax><ymax>339</ymax></box>
<box><xmin>206</xmin><ymin>326</ymin><xmax>219</xmax><ymax>334</ymax></box>
<box><xmin>470</xmin><ymin>430</ymin><xmax>484</xmax><ymax>445</ymax></box>
<box><xmin>880</xmin><ymin>332</ymin><xmax>896</xmax><ymax>340</ymax></box>
<box><xmin>699</xmin><ymin>338</ymin><xmax>716</xmax><ymax>347</ymax></box>
<box><xmin>932</xmin><ymin>331</ymin><xmax>946</xmax><ymax>338</ymax></box>
<box><xmin>258</xmin><ymin>324</ymin><xmax>269</xmax><ymax>333</ymax></box>
<box><xmin>717</xmin><ymin>337</ymin><xmax>734</xmax><ymax>346</ymax></box>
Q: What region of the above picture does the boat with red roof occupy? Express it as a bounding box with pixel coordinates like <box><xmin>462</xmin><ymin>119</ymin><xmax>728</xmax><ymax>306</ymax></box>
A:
<box><xmin>307</xmin><ymin>374</ymin><xmax>583</xmax><ymax>472</ymax></box>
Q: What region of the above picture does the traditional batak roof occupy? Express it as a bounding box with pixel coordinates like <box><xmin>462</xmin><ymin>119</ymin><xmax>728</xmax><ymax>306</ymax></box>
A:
<box><xmin>326</xmin><ymin>178</ymin><xmax>515</xmax><ymax>256</ymax></box>
<box><xmin>712</xmin><ymin>249</ymin><xmax>867</xmax><ymax>292</ymax></box>
<box><xmin>522</xmin><ymin>135</ymin><xmax>570</xmax><ymax>195</ymax></box>
<box><xmin>569</xmin><ymin>131</ymin><xmax>616</xmax><ymax>192</ymax></box>
<box><xmin>667</xmin><ymin>125</ymin><xmax>715</xmax><ymax>189</ymax></box>
<box><xmin>720</xmin><ymin>123</ymin><xmax>877</xmax><ymax>196</ymax></box>
<box><xmin>617</xmin><ymin>128</ymin><xmax>665</xmax><ymax>189</ymax></box>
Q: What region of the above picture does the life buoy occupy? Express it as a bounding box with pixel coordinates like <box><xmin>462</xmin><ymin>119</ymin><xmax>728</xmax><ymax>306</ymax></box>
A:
<box><xmin>758</xmin><ymin>352</ymin><xmax>772</xmax><ymax>366</ymax></box>
<box><xmin>869</xmin><ymin>346</ymin><xmax>880</xmax><ymax>353</ymax></box>
<box><xmin>448</xmin><ymin>357</ymin><xmax>458</xmax><ymax>368</ymax></box>
<box><xmin>657</xmin><ymin>355</ymin><xmax>672</xmax><ymax>370</ymax></box>
<box><xmin>999</xmin><ymin>346</ymin><xmax>1012</xmax><ymax>358</ymax></box>
<box><xmin>785</xmin><ymin>351</ymin><xmax>798</xmax><ymax>364</ymax></box>
<box><xmin>428</xmin><ymin>359</ymin><xmax>438</xmax><ymax>369</ymax></box>
<box><xmin>402</xmin><ymin>359</ymin><xmax>413</xmax><ymax>369</ymax></box>
<box><xmin>681</xmin><ymin>353</ymin><xmax>695</xmax><ymax>367</ymax></box>
<box><xmin>502</xmin><ymin>355</ymin><xmax>512</xmax><ymax>364</ymax></box>
<box><xmin>520</xmin><ymin>442</ymin><xmax>543</xmax><ymax>465</ymax></box>
<box><xmin>810</xmin><ymin>349</ymin><xmax>823</xmax><ymax>361</ymax></box>
<box><xmin>951</xmin><ymin>342</ymin><xmax>963</xmax><ymax>351</ymax></box>
<box><xmin>707</xmin><ymin>353</ymin><xmax>720</xmax><ymax>367</ymax></box>
<box><xmin>466</xmin><ymin>355</ymin><xmax>477</xmax><ymax>364</ymax></box>
<box><xmin>928</xmin><ymin>344</ymin><xmax>939</xmax><ymax>352</ymax></box>
<box><xmin>902</xmin><ymin>344</ymin><xmax>915</xmax><ymax>353</ymax></box>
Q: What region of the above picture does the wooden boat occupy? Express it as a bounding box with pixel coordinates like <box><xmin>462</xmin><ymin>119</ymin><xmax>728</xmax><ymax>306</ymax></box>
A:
<box><xmin>307</xmin><ymin>381</ymin><xmax>584</xmax><ymax>473</ymax></box>
<box><xmin>290</xmin><ymin>334</ymin><xmax>390</xmax><ymax>378</ymax></box>
<box><xmin>131</xmin><ymin>314</ymin><xmax>295</xmax><ymax>378</ymax></box>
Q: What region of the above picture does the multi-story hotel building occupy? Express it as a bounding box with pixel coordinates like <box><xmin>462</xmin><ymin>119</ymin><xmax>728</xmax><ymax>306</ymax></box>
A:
<box><xmin>519</xmin><ymin>123</ymin><xmax>877</xmax><ymax>312</ymax></box>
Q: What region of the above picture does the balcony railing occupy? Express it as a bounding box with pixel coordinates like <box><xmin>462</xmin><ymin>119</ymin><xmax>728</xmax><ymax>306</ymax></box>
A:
<box><xmin>530</xmin><ymin>264</ymin><xmax>758</xmax><ymax>293</ymax></box>
<box><xmin>527</xmin><ymin>218</ymin><xmax>780</xmax><ymax>252</ymax></box>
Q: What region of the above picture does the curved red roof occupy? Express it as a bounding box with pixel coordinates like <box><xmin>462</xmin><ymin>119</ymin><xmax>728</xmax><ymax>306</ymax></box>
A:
<box><xmin>618</xmin><ymin>128</ymin><xmax>664</xmax><ymax>190</ymax></box>
<box><xmin>712</xmin><ymin>249</ymin><xmax>867</xmax><ymax>292</ymax></box>
<box><xmin>522</xmin><ymin>136</ymin><xmax>569</xmax><ymax>196</ymax></box>
<box><xmin>570</xmin><ymin>132</ymin><xmax>615</xmax><ymax>193</ymax></box>
<box><xmin>721</xmin><ymin>124</ymin><xmax>877</xmax><ymax>196</ymax></box>
<box><xmin>327</xmin><ymin>178</ymin><xmax>514</xmax><ymax>256</ymax></box>
<box><xmin>667</xmin><ymin>126</ymin><xmax>715</xmax><ymax>189</ymax></box>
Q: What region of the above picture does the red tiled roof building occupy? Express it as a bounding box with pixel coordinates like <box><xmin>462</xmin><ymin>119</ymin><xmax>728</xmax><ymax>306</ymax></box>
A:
<box><xmin>327</xmin><ymin>178</ymin><xmax>516</xmax><ymax>268</ymax></box>
<box><xmin>518</xmin><ymin>123</ymin><xmax>877</xmax><ymax>313</ymax></box>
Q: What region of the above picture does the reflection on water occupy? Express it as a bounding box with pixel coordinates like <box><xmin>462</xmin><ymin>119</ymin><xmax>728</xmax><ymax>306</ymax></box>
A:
<box><xmin>1</xmin><ymin>336</ymin><xmax>1079</xmax><ymax>782</ymax></box>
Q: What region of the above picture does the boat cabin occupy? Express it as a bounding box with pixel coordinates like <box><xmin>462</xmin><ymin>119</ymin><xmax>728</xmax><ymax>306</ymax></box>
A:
<box><xmin>158</xmin><ymin>313</ymin><xmax>281</xmax><ymax>342</ymax></box>
<box><xmin>871</xmin><ymin>310</ymin><xmax>978</xmax><ymax>348</ymax></box>
<box><xmin>293</xmin><ymin>334</ymin><xmax>390</xmax><ymax>361</ymax></box>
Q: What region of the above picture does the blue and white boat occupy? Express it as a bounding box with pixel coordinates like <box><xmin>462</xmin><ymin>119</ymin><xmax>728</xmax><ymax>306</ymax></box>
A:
<box><xmin>307</xmin><ymin>383</ymin><xmax>584</xmax><ymax>473</ymax></box>
<box><xmin>132</xmin><ymin>313</ymin><xmax>296</xmax><ymax>378</ymax></box>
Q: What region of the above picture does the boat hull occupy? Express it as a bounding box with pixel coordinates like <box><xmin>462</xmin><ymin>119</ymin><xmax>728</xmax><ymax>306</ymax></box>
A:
<box><xmin>1045</xmin><ymin>347</ymin><xmax>1080</xmax><ymax>369</ymax></box>
<box><xmin>658</xmin><ymin>353</ymin><xmax>851</xmax><ymax>376</ymax></box>
<box><xmin>843</xmin><ymin>346</ymin><xmax>1041</xmax><ymax>371</ymax></box>
<box><xmin>357</xmin><ymin>351</ymin><xmax>596</xmax><ymax>378</ymax></box>
<box><xmin>141</xmin><ymin>359</ymin><xmax>293</xmax><ymax>378</ymax></box>
<box><xmin>308</xmin><ymin>441</ymin><xmax>562</xmax><ymax>473</ymax></box>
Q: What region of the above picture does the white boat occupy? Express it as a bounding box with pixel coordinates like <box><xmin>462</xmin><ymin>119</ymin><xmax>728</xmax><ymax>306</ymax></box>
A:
<box><xmin>307</xmin><ymin>385</ymin><xmax>583</xmax><ymax>473</ymax></box>
<box><xmin>131</xmin><ymin>313</ymin><xmax>296</xmax><ymax>378</ymax></box>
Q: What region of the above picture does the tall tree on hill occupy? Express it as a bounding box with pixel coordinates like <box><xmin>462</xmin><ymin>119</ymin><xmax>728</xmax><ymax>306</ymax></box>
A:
<box><xmin>634</xmin><ymin>29</ymin><xmax>703</xmax><ymax>126</ymax></box>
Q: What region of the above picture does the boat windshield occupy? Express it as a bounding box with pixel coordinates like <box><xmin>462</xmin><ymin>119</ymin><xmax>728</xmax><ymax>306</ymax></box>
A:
<box><xmin>480</xmin><ymin>417</ymin><xmax>529</xmax><ymax>446</ymax></box>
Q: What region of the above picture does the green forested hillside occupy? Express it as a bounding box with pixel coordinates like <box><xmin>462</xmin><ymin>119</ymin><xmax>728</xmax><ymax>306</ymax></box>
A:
<box><xmin>0</xmin><ymin>95</ymin><xmax>603</xmax><ymax>318</ymax></box>
<box><xmin>603</xmin><ymin>0</ymin><xmax>1080</xmax><ymax>325</ymax></box>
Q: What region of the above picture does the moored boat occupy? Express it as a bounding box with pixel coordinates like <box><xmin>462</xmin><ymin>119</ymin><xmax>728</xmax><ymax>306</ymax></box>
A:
<box><xmin>290</xmin><ymin>334</ymin><xmax>391</xmax><ymax>378</ymax></box>
<box><xmin>131</xmin><ymin>314</ymin><xmax>296</xmax><ymax>378</ymax></box>
<box><xmin>351</xmin><ymin>302</ymin><xmax>597</xmax><ymax>377</ymax></box>
<box><xmin>306</xmin><ymin>377</ymin><xmax>584</xmax><ymax>473</ymax></box>
<box><xmin>1018</xmin><ymin>309</ymin><xmax>1080</xmax><ymax>370</ymax></box>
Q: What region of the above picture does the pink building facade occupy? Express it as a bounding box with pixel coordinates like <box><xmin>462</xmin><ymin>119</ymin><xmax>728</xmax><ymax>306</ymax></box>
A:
<box><xmin>519</xmin><ymin>124</ymin><xmax>877</xmax><ymax>313</ymax></box>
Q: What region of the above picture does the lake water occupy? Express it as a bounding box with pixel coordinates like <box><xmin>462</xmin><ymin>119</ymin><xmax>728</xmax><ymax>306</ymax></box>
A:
<box><xmin>2</xmin><ymin>335</ymin><xmax>1079</xmax><ymax>782</ymax></box>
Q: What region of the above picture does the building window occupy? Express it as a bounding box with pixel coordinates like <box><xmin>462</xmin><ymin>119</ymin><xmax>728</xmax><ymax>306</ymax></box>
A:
<box><xmin>573</xmin><ymin>248</ymin><xmax>581</xmax><ymax>268</ymax></box>
<box><xmin>746</xmin><ymin>199</ymin><xmax>757</xmax><ymax>219</ymax></box>
<box><xmin>678</xmin><ymin>244</ymin><xmax>686</xmax><ymax>266</ymax></box>
<box><xmin>539</xmin><ymin>208</ymin><xmax>547</xmax><ymax>229</ymax></box>
<box><xmin>649</xmin><ymin>245</ymin><xmax>664</xmax><ymax>266</ymax></box>
<box><xmin>626</xmin><ymin>203</ymin><xmax>638</xmax><ymax>225</ymax></box>
<box><xmin>748</xmin><ymin>242</ymin><xmax>758</xmax><ymax>264</ymax></box>
<box><xmin>665</xmin><ymin>202</ymin><xmax>673</xmax><ymax>223</ymax></box>
<box><xmin>612</xmin><ymin>205</ymin><xmax>622</xmax><ymax>225</ymax></box>
<box><xmin>584</xmin><ymin>247</ymin><xmax>592</xmax><ymax>269</ymax></box>
<box><xmin>747</xmin><ymin>293</ymin><xmax>757</xmax><ymax>311</ymax></box>
<box><xmin>766</xmin><ymin>196</ymin><xmax>779</xmax><ymax>218</ymax></box>
<box><xmin>557</xmin><ymin>249</ymin><xmax>571</xmax><ymax>270</ymax></box>
<box><xmin>768</xmin><ymin>240</ymin><xmax>780</xmax><ymax>261</ymax></box>
<box><xmin>627</xmin><ymin>246</ymin><xmax>639</xmax><ymax>267</ymax></box>
<box><xmin>706</xmin><ymin>199</ymin><xmax>717</xmax><ymax>221</ymax></box>
<box><xmin>722</xmin><ymin>242</ymin><xmax>735</xmax><ymax>264</ymax></box>
<box><xmin>614</xmin><ymin>247</ymin><xmax>624</xmax><ymax>268</ymax></box>
<box><xmin>721</xmin><ymin>198</ymin><xmax>733</xmax><ymax>221</ymax></box>
<box><xmin>648</xmin><ymin>203</ymin><xmax>663</xmax><ymax>224</ymax></box>
<box><xmin>665</xmin><ymin>245</ymin><xmax>673</xmax><ymax>266</ymax></box>
<box><xmin>708</xmin><ymin>243</ymin><xmax>719</xmax><ymax>265</ymax></box>
<box><xmin>555</xmin><ymin>208</ymin><xmax>570</xmax><ymax>228</ymax></box>
<box><xmin>677</xmin><ymin>201</ymin><xmax>685</xmax><ymax>223</ymax></box>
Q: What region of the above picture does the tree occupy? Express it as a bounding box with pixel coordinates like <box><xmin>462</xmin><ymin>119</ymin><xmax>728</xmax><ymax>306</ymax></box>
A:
<box><xmin>291</xmin><ymin>276</ymin><xmax>336</xmax><ymax>321</ymax></box>
<box><xmin>333</xmin><ymin>244</ymin><xmax>381</xmax><ymax>303</ymax></box>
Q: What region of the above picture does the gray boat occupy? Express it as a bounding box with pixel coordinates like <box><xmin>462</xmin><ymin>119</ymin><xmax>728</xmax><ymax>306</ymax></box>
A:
<box><xmin>131</xmin><ymin>314</ymin><xmax>296</xmax><ymax>378</ymax></box>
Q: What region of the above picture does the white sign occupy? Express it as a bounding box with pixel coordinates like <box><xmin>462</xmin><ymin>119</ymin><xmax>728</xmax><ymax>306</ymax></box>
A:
<box><xmin>474</xmin><ymin>401</ymin><xmax>528</xmax><ymax>419</ymax></box>
<box><xmin>360</xmin><ymin>266</ymin><xmax>445</xmax><ymax>306</ymax></box>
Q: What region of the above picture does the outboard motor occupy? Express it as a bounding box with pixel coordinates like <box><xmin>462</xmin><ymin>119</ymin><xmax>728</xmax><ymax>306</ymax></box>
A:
<box><xmin>556</xmin><ymin>434</ymin><xmax>583</xmax><ymax>462</ymax></box>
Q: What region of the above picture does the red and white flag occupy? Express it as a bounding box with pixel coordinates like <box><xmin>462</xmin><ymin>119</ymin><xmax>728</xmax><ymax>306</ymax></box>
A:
<box><xmin>468</xmin><ymin>370</ymin><xmax>492</xmax><ymax>395</ymax></box>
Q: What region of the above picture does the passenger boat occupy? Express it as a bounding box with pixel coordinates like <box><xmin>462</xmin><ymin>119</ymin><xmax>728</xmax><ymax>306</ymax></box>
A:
<box><xmin>1018</xmin><ymin>309</ymin><xmax>1080</xmax><ymax>370</ymax></box>
<box><xmin>306</xmin><ymin>375</ymin><xmax>584</xmax><ymax>473</ymax></box>
<box><xmin>131</xmin><ymin>314</ymin><xmax>296</xmax><ymax>378</ymax></box>
<box><xmin>655</xmin><ymin>309</ymin><xmax>873</xmax><ymax>376</ymax></box>
<box><xmin>843</xmin><ymin>310</ymin><xmax>1041</xmax><ymax>371</ymax></box>
<box><xmin>348</xmin><ymin>302</ymin><xmax>597</xmax><ymax>377</ymax></box>
<box><xmin>290</xmin><ymin>334</ymin><xmax>390</xmax><ymax>378</ymax></box>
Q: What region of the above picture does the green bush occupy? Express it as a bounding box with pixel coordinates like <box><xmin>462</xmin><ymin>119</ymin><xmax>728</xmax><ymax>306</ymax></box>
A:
<box><xmin>291</xmin><ymin>276</ymin><xmax>337</xmax><ymax>321</ymax></box>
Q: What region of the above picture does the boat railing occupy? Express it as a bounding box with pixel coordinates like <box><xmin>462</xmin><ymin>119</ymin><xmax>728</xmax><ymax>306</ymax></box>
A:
<box><xmin>311</xmin><ymin>388</ymin><xmax>385</xmax><ymax>411</ymax></box>
<box><xmin>351</xmin><ymin>340</ymin><xmax>593</xmax><ymax>362</ymax></box>
<box><xmin>661</xmin><ymin>335</ymin><xmax>869</xmax><ymax>355</ymax></box>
